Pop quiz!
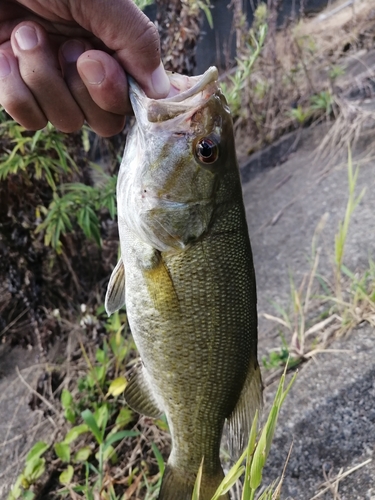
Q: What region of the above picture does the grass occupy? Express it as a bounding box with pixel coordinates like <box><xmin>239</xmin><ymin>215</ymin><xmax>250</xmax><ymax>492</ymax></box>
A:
<box><xmin>262</xmin><ymin>146</ymin><xmax>374</xmax><ymax>382</ymax></box>
<box><xmin>221</xmin><ymin>0</ymin><xmax>375</xmax><ymax>159</ymax></box>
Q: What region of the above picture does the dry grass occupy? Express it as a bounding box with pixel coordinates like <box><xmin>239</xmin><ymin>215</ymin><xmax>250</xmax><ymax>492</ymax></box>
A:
<box><xmin>310</xmin><ymin>458</ymin><xmax>372</xmax><ymax>500</ymax></box>
<box><xmin>228</xmin><ymin>0</ymin><xmax>375</xmax><ymax>160</ymax></box>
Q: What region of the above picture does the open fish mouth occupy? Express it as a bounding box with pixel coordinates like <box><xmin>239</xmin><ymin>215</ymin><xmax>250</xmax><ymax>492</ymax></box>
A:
<box><xmin>163</xmin><ymin>66</ymin><xmax>219</xmax><ymax>103</ymax></box>
<box><xmin>129</xmin><ymin>67</ymin><xmax>220</xmax><ymax>123</ymax></box>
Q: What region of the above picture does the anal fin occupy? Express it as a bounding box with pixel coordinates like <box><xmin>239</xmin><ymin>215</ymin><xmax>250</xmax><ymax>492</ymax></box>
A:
<box><xmin>226</xmin><ymin>361</ymin><xmax>263</xmax><ymax>457</ymax></box>
<box><xmin>125</xmin><ymin>365</ymin><xmax>163</xmax><ymax>418</ymax></box>
<box><xmin>105</xmin><ymin>257</ymin><xmax>125</xmax><ymax>315</ymax></box>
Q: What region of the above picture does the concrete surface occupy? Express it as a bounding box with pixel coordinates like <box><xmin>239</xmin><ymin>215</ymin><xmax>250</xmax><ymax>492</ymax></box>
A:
<box><xmin>262</xmin><ymin>327</ymin><xmax>375</xmax><ymax>499</ymax></box>
<box><xmin>0</xmin><ymin>346</ymin><xmax>52</xmax><ymax>499</ymax></box>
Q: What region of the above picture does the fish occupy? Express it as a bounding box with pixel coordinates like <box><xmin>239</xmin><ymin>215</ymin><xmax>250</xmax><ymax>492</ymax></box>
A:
<box><xmin>105</xmin><ymin>66</ymin><xmax>263</xmax><ymax>500</ymax></box>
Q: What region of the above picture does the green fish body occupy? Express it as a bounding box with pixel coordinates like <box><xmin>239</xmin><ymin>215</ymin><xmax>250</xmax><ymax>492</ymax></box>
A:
<box><xmin>105</xmin><ymin>67</ymin><xmax>262</xmax><ymax>500</ymax></box>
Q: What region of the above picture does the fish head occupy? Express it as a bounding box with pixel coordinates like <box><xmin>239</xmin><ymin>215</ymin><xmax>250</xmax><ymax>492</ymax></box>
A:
<box><xmin>118</xmin><ymin>67</ymin><xmax>238</xmax><ymax>252</ymax></box>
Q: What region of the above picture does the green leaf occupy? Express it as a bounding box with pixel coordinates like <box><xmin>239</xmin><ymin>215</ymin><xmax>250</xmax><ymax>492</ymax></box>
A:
<box><xmin>212</xmin><ymin>447</ymin><xmax>248</xmax><ymax>500</ymax></box>
<box><xmin>101</xmin><ymin>444</ymin><xmax>117</xmax><ymax>463</ymax></box>
<box><xmin>95</xmin><ymin>348</ymin><xmax>106</xmax><ymax>364</ymax></box>
<box><xmin>21</xmin><ymin>491</ymin><xmax>35</xmax><ymax>500</ymax></box>
<box><xmin>115</xmin><ymin>407</ymin><xmax>133</xmax><ymax>428</ymax></box>
<box><xmin>94</xmin><ymin>404</ymin><xmax>109</xmax><ymax>435</ymax></box>
<box><xmin>61</xmin><ymin>389</ymin><xmax>73</xmax><ymax>409</ymax></box>
<box><xmin>26</xmin><ymin>442</ymin><xmax>49</xmax><ymax>462</ymax></box>
<box><xmin>155</xmin><ymin>414</ymin><xmax>169</xmax><ymax>432</ymax></box>
<box><xmin>103</xmin><ymin>430</ymin><xmax>139</xmax><ymax>451</ymax></box>
<box><xmin>242</xmin><ymin>410</ymin><xmax>259</xmax><ymax>499</ymax></box>
<box><xmin>63</xmin><ymin>424</ymin><xmax>89</xmax><ymax>444</ymax></box>
<box><xmin>59</xmin><ymin>465</ymin><xmax>74</xmax><ymax>485</ymax></box>
<box><xmin>107</xmin><ymin>377</ymin><xmax>127</xmax><ymax>397</ymax></box>
<box><xmin>82</xmin><ymin>128</ymin><xmax>91</xmax><ymax>153</ymax></box>
<box><xmin>192</xmin><ymin>458</ymin><xmax>204</xmax><ymax>500</ymax></box>
<box><xmin>64</xmin><ymin>407</ymin><xmax>76</xmax><ymax>424</ymax></box>
<box><xmin>24</xmin><ymin>457</ymin><xmax>45</xmax><ymax>482</ymax></box>
<box><xmin>74</xmin><ymin>446</ymin><xmax>92</xmax><ymax>463</ymax></box>
<box><xmin>54</xmin><ymin>442</ymin><xmax>71</xmax><ymax>463</ymax></box>
<box><xmin>151</xmin><ymin>442</ymin><xmax>165</xmax><ymax>475</ymax></box>
<box><xmin>8</xmin><ymin>474</ymin><xmax>24</xmax><ymax>499</ymax></box>
<box><xmin>81</xmin><ymin>409</ymin><xmax>103</xmax><ymax>445</ymax></box>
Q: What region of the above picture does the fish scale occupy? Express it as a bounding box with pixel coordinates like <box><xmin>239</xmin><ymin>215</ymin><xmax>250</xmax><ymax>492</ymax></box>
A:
<box><xmin>105</xmin><ymin>66</ymin><xmax>262</xmax><ymax>500</ymax></box>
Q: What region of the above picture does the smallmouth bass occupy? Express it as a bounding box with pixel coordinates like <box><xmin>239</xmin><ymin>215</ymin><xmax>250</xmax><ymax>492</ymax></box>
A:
<box><xmin>105</xmin><ymin>67</ymin><xmax>262</xmax><ymax>500</ymax></box>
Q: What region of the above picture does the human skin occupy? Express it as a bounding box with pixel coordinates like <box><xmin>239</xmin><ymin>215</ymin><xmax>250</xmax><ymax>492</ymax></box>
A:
<box><xmin>0</xmin><ymin>0</ymin><xmax>170</xmax><ymax>136</ymax></box>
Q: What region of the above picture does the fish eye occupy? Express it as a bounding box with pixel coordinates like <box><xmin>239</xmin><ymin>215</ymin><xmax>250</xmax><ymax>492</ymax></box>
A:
<box><xmin>195</xmin><ymin>137</ymin><xmax>219</xmax><ymax>164</ymax></box>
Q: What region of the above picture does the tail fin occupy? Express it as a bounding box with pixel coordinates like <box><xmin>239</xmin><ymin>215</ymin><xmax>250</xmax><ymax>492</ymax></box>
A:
<box><xmin>158</xmin><ymin>464</ymin><xmax>229</xmax><ymax>500</ymax></box>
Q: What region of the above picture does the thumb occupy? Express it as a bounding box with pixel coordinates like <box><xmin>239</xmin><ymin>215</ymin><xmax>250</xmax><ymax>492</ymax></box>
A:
<box><xmin>70</xmin><ymin>0</ymin><xmax>170</xmax><ymax>98</ymax></box>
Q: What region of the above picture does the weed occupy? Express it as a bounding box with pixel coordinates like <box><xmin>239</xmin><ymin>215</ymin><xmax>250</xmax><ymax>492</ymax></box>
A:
<box><xmin>221</xmin><ymin>0</ymin><xmax>375</xmax><ymax>156</ymax></box>
<box><xmin>194</xmin><ymin>0</ymin><xmax>213</xmax><ymax>29</ymax></box>
<box><xmin>0</xmin><ymin>119</ymin><xmax>77</xmax><ymax>190</ymax></box>
<box><xmin>0</xmin><ymin>108</ymin><xmax>117</xmax><ymax>254</ymax></box>
<box><xmin>334</xmin><ymin>148</ymin><xmax>366</xmax><ymax>303</ymax></box>
<box><xmin>220</xmin><ymin>8</ymin><xmax>268</xmax><ymax>120</ymax></box>
<box><xmin>8</xmin><ymin>442</ymin><xmax>50</xmax><ymax>500</ymax></box>
<box><xmin>288</xmin><ymin>105</ymin><xmax>312</xmax><ymax>125</ymax></box>
<box><xmin>264</xmin><ymin>148</ymin><xmax>371</xmax><ymax>369</ymax></box>
<box><xmin>262</xmin><ymin>335</ymin><xmax>300</xmax><ymax>370</ymax></box>
<box><xmin>328</xmin><ymin>65</ymin><xmax>345</xmax><ymax>82</ymax></box>
<box><xmin>310</xmin><ymin>91</ymin><xmax>334</xmax><ymax>116</ymax></box>
<box><xmin>9</xmin><ymin>301</ymin><xmax>297</xmax><ymax>500</ymax></box>
<box><xmin>7</xmin><ymin>311</ymin><xmax>139</xmax><ymax>500</ymax></box>
<box><xmin>35</xmin><ymin>175</ymin><xmax>117</xmax><ymax>252</ymax></box>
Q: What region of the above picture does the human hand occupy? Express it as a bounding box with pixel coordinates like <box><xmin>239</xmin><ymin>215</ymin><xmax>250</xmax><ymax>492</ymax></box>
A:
<box><xmin>0</xmin><ymin>0</ymin><xmax>170</xmax><ymax>136</ymax></box>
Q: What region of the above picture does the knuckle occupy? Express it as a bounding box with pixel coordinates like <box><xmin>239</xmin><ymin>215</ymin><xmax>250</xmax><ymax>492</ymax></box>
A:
<box><xmin>131</xmin><ymin>19</ymin><xmax>160</xmax><ymax>57</ymax></box>
<box><xmin>20</xmin><ymin>70</ymin><xmax>39</xmax><ymax>87</ymax></box>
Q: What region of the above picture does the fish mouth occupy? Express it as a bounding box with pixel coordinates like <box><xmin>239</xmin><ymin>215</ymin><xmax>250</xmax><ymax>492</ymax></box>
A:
<box><xmin>163</xmin><ymin>66</ymin><xmax>218</xmax><ymax>103</ymax></box>
<box><xmin>129</xmin><ymin>67</ymin><xmax>219</xmax><ymax>123</ymax></box>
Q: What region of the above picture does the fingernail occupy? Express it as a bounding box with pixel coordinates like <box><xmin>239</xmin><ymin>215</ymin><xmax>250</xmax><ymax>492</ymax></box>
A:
<box><xmin>15</xmin><ymin>25</ymin><xmax>38</xmax><ymax>50</ymax></box>
<box><xmin>0</xmin><ymin>53</ymin><xmax>11</xmax><ymax>78</ymax></box>
<box><xmin>151</xmin><ymin>62</ymin><xmax>170</xmax><ymax>97</ymax></box>
<box><xmin>61</xmin><ymin>40</ymin><xmax>85</xmax><ymax>63</ymax></box>
<box><xmin>80</xmin><ymin>59</ymin><xmax>105</xmax><ymax>85</ymax></box>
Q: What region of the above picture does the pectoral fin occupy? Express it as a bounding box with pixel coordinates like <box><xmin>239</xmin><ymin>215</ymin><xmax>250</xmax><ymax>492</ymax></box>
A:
<box><xmin>105</xmin><ymin>258</ymin><xmax>126</xmax><ymax>315</ymax></box>
<box><xmin>125</xmin><ymin>365</ymin><xmax>163</xmax><ymax>418</ymax></box>
<box><xmin>225</xmin><ymin>361</ymin><xmax>263</xmax><ymax>457</ymax></box>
